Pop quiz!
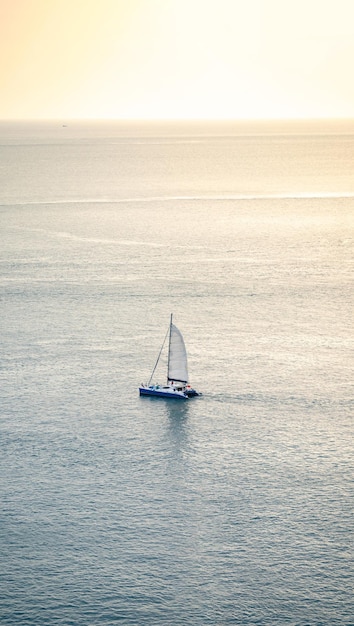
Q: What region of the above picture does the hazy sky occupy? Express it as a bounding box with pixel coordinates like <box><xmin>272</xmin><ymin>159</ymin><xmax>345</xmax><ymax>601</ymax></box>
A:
<box><xmin>1</xmin><ymin>0</ymin><xmax>354</xmax><ymax>119</ymax></box>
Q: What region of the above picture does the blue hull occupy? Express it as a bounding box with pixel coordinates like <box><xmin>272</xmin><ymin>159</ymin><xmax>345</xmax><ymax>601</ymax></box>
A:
<box><xmin>139</xmin><ymin>387</ymin><xmax>188</xmax><ymax>399</ymax></box>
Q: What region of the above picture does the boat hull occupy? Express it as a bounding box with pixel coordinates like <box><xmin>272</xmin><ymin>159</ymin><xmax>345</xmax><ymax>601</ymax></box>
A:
<box><xmin>139</xmin><ymin>386</ymin><xmax>188</xmax><ymax>399</ymax></box>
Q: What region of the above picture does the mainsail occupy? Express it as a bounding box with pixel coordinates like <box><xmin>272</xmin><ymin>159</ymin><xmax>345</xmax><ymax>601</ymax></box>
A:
<box><xmin>168</xmin><ymin>322</ymin><xmax>189</xmax><ymax>383</ymax></box>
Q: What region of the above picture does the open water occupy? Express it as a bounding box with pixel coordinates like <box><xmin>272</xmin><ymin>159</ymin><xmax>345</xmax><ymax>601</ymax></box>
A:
<box><xmin>1</xmin><ymin>120</ymin><xmax>353</xmax><ymax>625</ymax></box>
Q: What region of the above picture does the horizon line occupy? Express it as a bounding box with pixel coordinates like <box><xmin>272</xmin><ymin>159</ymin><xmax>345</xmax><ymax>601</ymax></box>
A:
<box><xmin>1</xmin><ymin>116</ymin><xmax>354</xmax><ymax>123</ymax></box>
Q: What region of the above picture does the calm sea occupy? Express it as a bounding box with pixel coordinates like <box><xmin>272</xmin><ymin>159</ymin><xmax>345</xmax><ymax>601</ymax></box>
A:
<box><xmin>1</xmin><ymin>120</ymin><xmax>353</xmax><ymax>625</ymax></box>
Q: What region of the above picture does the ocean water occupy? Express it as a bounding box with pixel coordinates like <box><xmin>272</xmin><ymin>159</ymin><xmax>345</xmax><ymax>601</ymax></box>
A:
<box><xmin>0</xmin><ymin>120</ymin><xmax>353</xmax><ymax>625</ymax></box>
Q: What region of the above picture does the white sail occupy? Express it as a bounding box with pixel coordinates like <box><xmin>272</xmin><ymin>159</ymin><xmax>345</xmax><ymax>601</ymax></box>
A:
<box><xmin>168</xmin><ymin>323</ymin><xmax>189</xmax><ymax>383</ymax></box>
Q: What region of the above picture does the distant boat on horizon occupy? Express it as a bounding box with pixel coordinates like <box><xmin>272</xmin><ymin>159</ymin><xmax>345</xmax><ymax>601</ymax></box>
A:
<box><xmin>139</xmin><ymin>315</ymin><xmax>200</xmax><ymax>399</ymax></box>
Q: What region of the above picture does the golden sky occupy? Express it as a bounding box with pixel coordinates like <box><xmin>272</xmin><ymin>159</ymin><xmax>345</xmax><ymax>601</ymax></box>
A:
<box><xmin>1</xmin><ymin>0</ymin><xmax>354</xmax><ymax>119</ymax></box>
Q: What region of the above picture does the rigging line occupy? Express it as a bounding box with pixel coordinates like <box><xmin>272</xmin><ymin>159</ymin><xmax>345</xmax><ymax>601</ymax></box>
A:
<box><xmin>148</xmin><ymin>322</ymin><xmax>170</xmax><ymax>386</ymax></box>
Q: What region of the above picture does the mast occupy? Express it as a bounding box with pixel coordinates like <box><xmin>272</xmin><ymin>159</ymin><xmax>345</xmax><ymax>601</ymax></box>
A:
<box><xmin>167</xmin><ymin>313</ymin><xmax>173</xmax><ymax>384</ymax></box>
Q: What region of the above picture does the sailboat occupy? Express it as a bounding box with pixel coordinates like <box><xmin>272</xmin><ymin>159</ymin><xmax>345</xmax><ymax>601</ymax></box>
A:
<box><xmin>139</xmin><ymin>315</ymin><xmax>200</xmax><ymax>399</ymax></box>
